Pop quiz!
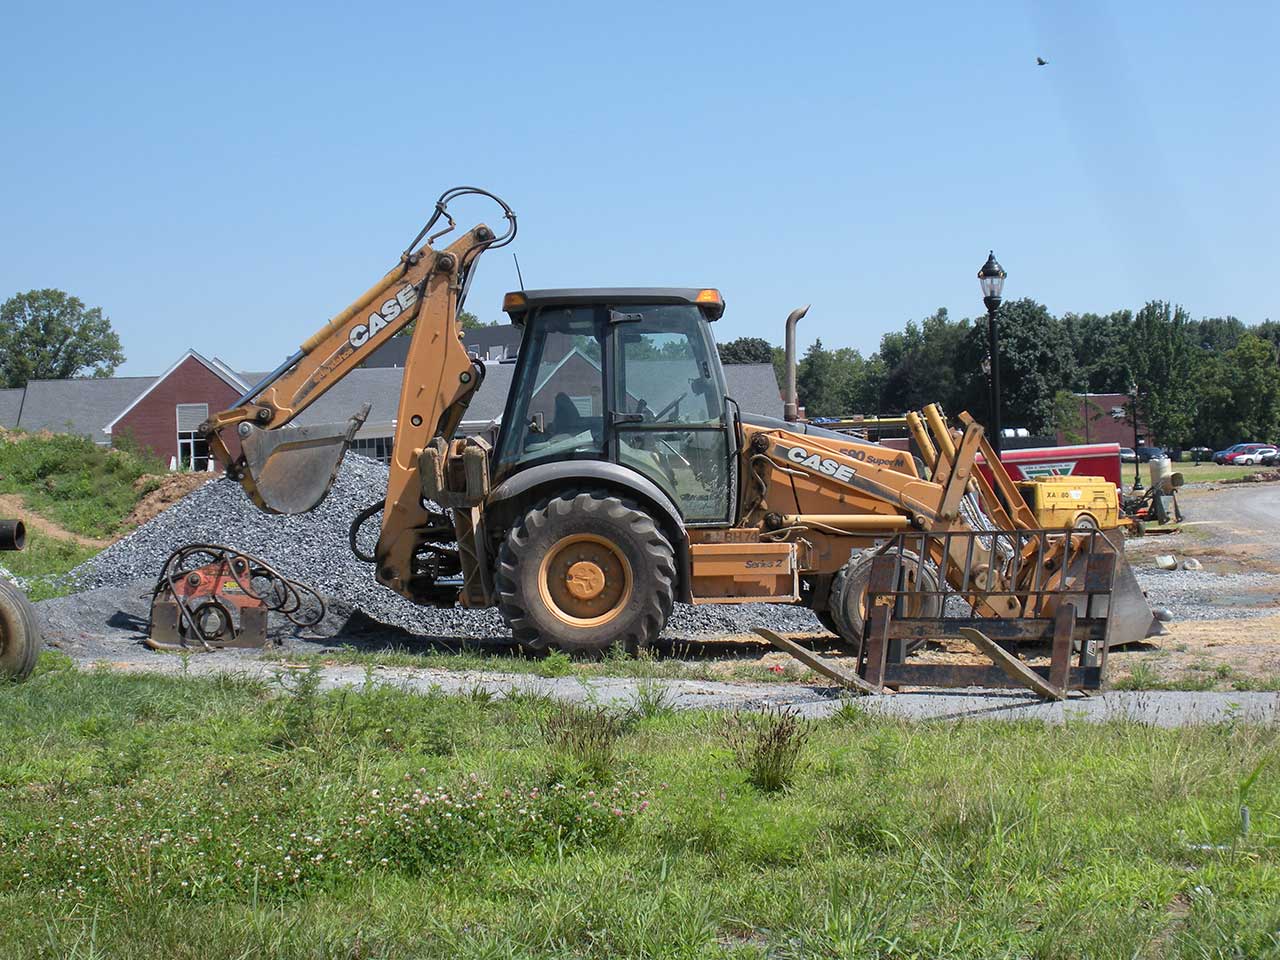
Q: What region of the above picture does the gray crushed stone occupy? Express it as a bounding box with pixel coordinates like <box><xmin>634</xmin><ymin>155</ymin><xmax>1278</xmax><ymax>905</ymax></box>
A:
<box><xmin>1133</xmin><ymin>568</ymin><xmax>1280</xmax><ymax>621</ymax></box>
<box><xmin>64</xmin><ymin>456</ymin><xmax>823</xmax><ymax>641</ymax></box>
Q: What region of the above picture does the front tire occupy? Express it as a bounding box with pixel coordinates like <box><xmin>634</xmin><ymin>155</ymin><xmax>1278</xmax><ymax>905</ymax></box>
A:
<box><xmin>0</xmin><ymin>578</ymin><xmax>40</xmax><ymax>681</ymax></box>
<box><xmin>829</xmin><ymin>550</ymin><xmax>942</xmax><ymax>657</ymax></box>
<box><xmin>496</xmin><ymin>489</ymin><xmax>676</xmax><ymax>655</ymax></box>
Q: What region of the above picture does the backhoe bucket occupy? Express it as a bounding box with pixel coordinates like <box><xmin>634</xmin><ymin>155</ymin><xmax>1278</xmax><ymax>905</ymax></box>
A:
<box><xmin>238</xmin><ymin>404</ymin><xmax>370</xmax><ymax>515</ymax></box>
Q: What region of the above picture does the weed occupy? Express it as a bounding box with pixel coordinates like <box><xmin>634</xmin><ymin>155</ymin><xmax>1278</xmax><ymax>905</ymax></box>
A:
<box><xmin>538</xmin><ymin>650</ymin><xmax>573</xmax><ymax>678</ymax></box>
<box><xmin>720</xmin><ymin>707</ymin><xmax>810</xmax><ymax>792</ymax></box>
<box><xmin>94</xmin><ymin>730</ymin><xmax>151</xmax><ymax>785</ymax></box>
<box><xmin>629</xmin><ymin>679</ymin><xmax>675</xmax><ymax>720</ymax></box>
<box><xmin>538</xmin><ymin>701</ymin><xmax>624</xmax><ymax>782</ymax></box>
<box><xmin>278</xmin><ymin>662</ymin><xmax>324</xmax><ymax>747</ymax></box>
<box><xmin>1112</xmin><ymin>662</ymin><xmax>1161</xmax><ymax>690</ymax></box>
<box><xmin>1231</xmin><ymin>675</ymin><xmax>1280</xmax><ymax>692</ymax></box>
<box><xmin>828</xmin><ymin>698</ymin><xmax>867</xmax><ymax>727</ymax></box>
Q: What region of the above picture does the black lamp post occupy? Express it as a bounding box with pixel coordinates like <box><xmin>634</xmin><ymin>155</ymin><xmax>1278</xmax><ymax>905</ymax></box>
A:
<box><xmin>1127</xmin><ymin>382</ymin><xmax>1143</xmax><ymax>492</ymax></box>
<box><xmin>977</xmin><ymin>251</ymin><xmax>1007</xmax><ymax>455</ymax></box>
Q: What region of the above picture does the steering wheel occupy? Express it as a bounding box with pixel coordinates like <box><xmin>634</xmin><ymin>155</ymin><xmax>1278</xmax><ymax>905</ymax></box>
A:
<box><xmin>653</xmin><ymin>391</ymin><xmax>688</xmax><ymax>422</ymax></box>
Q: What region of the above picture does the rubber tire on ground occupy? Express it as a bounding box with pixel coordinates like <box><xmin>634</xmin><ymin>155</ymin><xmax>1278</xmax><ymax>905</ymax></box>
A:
<box><xmin>815</xmin><ymin>608</ymin><xmax>840</xmax><ymax>637</ymax></box>
<box><xmin>828</xmin><ymin>549</ymin><xmax>942</xmax><ymax>657</ymax></box>
<box><xmin>496</xmin><ymin>489</ymin><xmax>676</xmax><ymax>655</ymax></box>
<box><xmin>0</xmin><ymin>577</ymin><xmax>41</xmax><ymax>681</ymax></box>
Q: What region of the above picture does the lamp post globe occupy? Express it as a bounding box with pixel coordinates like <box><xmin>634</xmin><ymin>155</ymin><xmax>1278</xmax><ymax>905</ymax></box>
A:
<box><xmin>977</xmin><ymin>251</ymin><xmax>1007</xmax><ymax>455</ymax></box>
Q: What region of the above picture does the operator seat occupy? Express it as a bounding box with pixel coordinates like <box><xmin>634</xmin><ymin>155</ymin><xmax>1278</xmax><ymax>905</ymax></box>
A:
<box><xmin>551</xmin><ymin>391</ymin><xmax>585</xmax><ymax>435</ymax></box>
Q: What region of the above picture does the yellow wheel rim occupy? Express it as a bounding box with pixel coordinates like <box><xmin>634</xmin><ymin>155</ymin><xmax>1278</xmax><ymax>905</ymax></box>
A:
<box><xmin>538</xmin><ymin>533</ymin><xmax>633</xmax><ymax>627</ymax></box>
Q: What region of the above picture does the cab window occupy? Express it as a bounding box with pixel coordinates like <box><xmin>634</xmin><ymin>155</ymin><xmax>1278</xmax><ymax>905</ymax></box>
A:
<box><xmin>495</xmin><ymin>307</ymin><xmax>605</xmax><ymax>471</ymax></box>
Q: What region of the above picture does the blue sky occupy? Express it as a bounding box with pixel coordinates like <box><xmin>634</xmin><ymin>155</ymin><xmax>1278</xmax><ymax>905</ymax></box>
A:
<box><xmin>2</xmin><ymin>0</ymin><xmax>1276</xmax><ymax>376</ymax></box>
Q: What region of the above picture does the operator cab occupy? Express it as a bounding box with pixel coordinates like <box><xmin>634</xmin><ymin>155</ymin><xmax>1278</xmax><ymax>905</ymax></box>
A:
<box><xmin>495</xmin><ymin>288</ymin><xmax>735</xmax><ymax>525</ymax></box>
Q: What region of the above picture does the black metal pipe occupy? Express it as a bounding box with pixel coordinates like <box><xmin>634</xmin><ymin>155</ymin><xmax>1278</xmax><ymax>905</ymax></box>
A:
<box><xmin>985</xmin><ymin>303</ymin><xmax>1002</xmax><ymax>457</ymax></box>
<box><xmin>0</xmin><ymin>520</ymin><xmax>26</xmax><ymax>552</ymax></box>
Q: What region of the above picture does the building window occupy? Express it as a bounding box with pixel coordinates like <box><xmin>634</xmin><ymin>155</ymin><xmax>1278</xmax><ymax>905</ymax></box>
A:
<box><xmin>350</xmin><ymin>435</ymin><xmax>394</xmax><ymax>464</ymax></box>
<box><xmin>176</xmin><ymin>403</ymin><xmax>211</xmax><ymax>471</ymax></box>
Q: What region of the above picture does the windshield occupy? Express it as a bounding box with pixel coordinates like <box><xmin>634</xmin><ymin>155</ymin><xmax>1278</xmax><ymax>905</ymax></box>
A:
<box><xmin>493</xmin><ymin>306</ymin><xmax>605</xmax><ymax>473</ymax></box>
<box><xmin>615</xmin><ymin>305</ymin><xmax>725</xmax><ymax>426</ymax></box>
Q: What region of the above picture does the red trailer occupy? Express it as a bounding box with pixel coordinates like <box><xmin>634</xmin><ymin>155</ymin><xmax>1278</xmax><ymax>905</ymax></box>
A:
<box><xmin>976</xmin><ymin>442</ymin><xmax>1123</xmax><ymax>488</ymax></box>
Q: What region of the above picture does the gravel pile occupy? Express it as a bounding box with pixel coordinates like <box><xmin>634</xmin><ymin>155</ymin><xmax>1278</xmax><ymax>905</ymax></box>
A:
<box><xmin>1133</xmin><ymin>568</ymin><xmax>1280</xmax><ymax>622</ymax></box>
<box><xmin>67</xmin><ymin>456</ymin><xmax>822</xmax><ymax>641</ymax></box>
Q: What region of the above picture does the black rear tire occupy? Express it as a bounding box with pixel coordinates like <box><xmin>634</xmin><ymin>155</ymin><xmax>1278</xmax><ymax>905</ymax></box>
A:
<box><xmin>0</xmin><ymin>577</ymin><xmax>41</xmax><ymax>681</ymax></box>
<box><xmin>496</xmin><ymin>489</ymin><xmax>676</xmax><ymax>655</ymax></box>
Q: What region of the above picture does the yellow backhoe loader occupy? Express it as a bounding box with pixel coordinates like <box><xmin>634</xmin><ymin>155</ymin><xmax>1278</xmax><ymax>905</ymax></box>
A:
<box><xmin>201</xmin><ymin>187</ymin><xmax>1161</xmax><ymax>666</ymax></box>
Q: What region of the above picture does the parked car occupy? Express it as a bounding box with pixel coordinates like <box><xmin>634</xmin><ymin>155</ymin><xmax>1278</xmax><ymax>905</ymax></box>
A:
<box><xmin>1224</xmin><ymin>444</ymin><xmax>1271</xmax><ymax>464</ymax></box>
<box><xmin>1236</xmin><ymin>445</ymin><xmax>1277</xmax><ymax>466</ymax></box>
<box><xmin>1119</xmin><ymin>447</ymin><xmax>1137</xmax><ymax>463</ymax></box>
<box><xmin>1262</xmin><ymin>449</ymin><xmax>1280</xmax><ymax>466</ymax></box>
<box><xmin>1213</xmin><ymin>443</ymin><xmax>1253</xmax><ymax>463</ymax></box>
<box><xmin>1187</xmin><ymin>446</ymin><xmax>1213</xmax><ymax>463</ymax></box>
<box><xmin>1136</xmin><ymin>446</ymin><xmax>1167</xmax><ymax>462</ymax></box>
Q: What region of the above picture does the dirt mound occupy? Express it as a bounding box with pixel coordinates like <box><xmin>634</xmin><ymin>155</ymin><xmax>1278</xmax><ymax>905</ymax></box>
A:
<box><xmin>123</xmin><ymin>473</ymin><xmax>217</xmax><ymax>530</ymax></box>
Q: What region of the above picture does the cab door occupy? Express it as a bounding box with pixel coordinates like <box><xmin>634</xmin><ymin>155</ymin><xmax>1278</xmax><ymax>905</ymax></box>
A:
<box><xmin>608</xmin><ymin>305</ymin><xmax>735</xmax><ymax>525</ymax></box>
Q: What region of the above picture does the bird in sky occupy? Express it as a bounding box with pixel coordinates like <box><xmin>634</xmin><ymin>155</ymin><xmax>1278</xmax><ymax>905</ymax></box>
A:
<box><xmin>1036</xmin><ymin>56</ymin><xmax>1048</xmax><ymax>66</ymax></box>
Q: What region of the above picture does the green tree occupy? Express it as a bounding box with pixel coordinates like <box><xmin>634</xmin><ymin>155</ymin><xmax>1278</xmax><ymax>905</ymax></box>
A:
<box><xmin>1194</xmin><ymin>334</ymin><xmax>1280</xmax><ymax>447</ymax></box>
<box><xmin>795</xmin><ymin>339</ymin><xmax>849</xmax><ymax>418</ymax></box>
<box><xmin>1193</xmin><ymin>316</ymin><xmax>1246</xmax><ymax>353</ymax></box>
<box><xmin>877</xmin><ymin>308</ymin><xmax>970</xmax><ymax>414</ymax></box>
<box><xmin>1051</xmin><ymin>388</ymin><xmax>1086</xmax><ymax>444</ymax></box>
<box><xmin>1127</xmin><ymin>301</ymin><xmax>1199</xmax><ymax>448</ymax></box>
<box><xmin>840</xmin><ymin>351</ymin><xmax>887</xmax><ymax>416</ymax></box>
<box><xmin>717</xmin><ymin>336</ymin><xmax>775</xmax><ymax>364</ymax></box>
<box><xmin>1062</xmin><ymin>310</ymin><xmax>1132</xmax><ymax>393</ymax></box>
<box><xmin>956</xmin><ymin>299</ymin><xmax>1077</xmax><ymax>435</ymax></box>
<box><xmin>0</xmin><ymin>289</ymin><xmax>125</xmax><ymax>387</ymax></box>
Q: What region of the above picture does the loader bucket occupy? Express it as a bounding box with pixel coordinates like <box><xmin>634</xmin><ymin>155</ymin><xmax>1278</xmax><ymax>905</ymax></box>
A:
<box><xmin>1051</xmin><ymin>529</ymin><xmax>1164</xmax><ymax>649</ymax></box>
<box><xmin>238</xmin><ymin>404</ymin><xmax>370</xmax><ymax>515</ymax></box>
<box><xmin>1102</xmin><ymin>529</ymin><xmax>1168</xmax><ymax>646</ymax></box>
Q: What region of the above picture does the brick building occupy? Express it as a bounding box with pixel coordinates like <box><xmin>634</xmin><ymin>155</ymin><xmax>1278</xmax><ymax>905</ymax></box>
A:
<box><xmin>1056</xmin><ymin>393</ymin><xmax>1150</xmax><ymax>448</ymax></box>
<box><xmin>103</xmin><ymin>351</ymin><xmax>248</xmax><ymax>468</ymax></box>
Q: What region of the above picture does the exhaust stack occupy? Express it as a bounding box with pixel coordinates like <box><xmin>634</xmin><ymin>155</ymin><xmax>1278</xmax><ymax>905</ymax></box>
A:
<box><xmin>784</xmin><ymin>304</ymin><xmax>810</xmax><ymax>422</ymax></box>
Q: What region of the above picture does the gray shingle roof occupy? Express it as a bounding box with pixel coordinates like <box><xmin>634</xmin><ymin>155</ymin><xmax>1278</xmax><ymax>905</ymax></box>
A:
<box><xmin>722</xmin><ymin>363</ymin><xmax>783</xmax><ymax>419</ymax></box>
<box><xmin>17</xmin><ymin>377</ymin><xmax>156</xmax><ymax>438</ymax></box>
<box><xmin>0</xmin><ymin>389</ymin><xmax>24</xmax><ymax>429</ymax></box>
<box><xmin>292</xmin><ymin>368</ymin><xmax>409</xmax><ymax>428</ymax></box>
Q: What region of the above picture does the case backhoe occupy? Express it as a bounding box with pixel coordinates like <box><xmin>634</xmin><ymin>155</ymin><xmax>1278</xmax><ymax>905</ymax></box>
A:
<box><xmin>202</xmin><ymin>186</ymin><xmax>1161</xmax><ymax>663</ymax></box>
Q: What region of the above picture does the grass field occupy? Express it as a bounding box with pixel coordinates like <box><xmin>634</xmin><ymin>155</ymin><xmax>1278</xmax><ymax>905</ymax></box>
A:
<box><xmin>1168</xmin><ymin>462</ymin><xmax>1271</xmax><ymax>484</ymax></box>
<box><xmin>1</xmin><ymin>655</ymin><xmax>1276</xmax><ymax>959</ymax></box>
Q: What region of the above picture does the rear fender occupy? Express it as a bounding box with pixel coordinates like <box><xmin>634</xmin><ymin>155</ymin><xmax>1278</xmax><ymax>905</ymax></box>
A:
<box><xmin>487</xmin><ymin>461</ymin><xmax>693</xmax><ymax>602</ymax></box>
